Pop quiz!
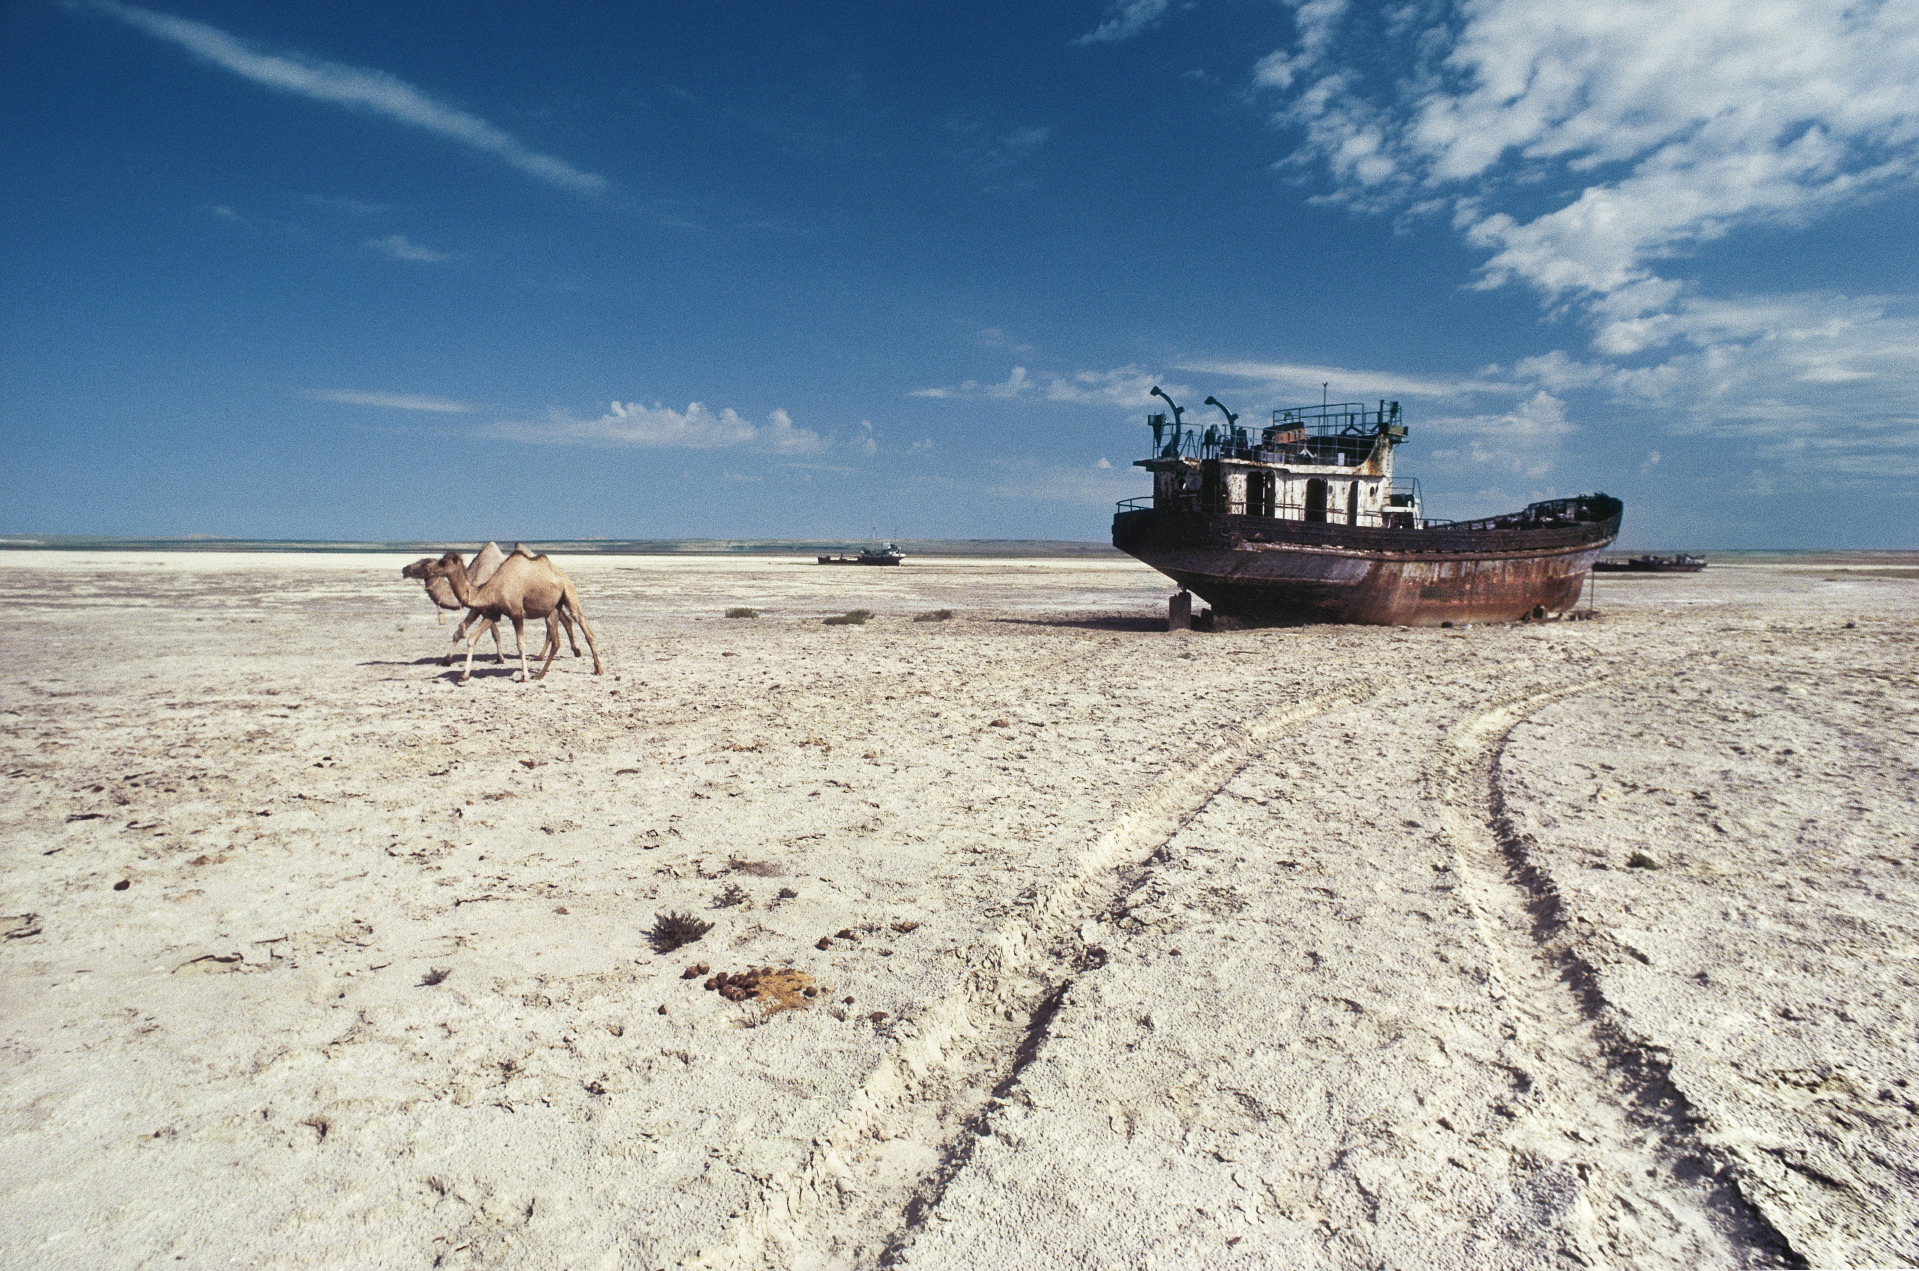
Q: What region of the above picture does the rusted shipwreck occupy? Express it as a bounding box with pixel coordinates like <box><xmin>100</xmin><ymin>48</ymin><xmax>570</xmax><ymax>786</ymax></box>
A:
<box><xmin>1111</xmin><ymin>389</ymin><xmax>1622</xmax><ymax>626</ymax></box>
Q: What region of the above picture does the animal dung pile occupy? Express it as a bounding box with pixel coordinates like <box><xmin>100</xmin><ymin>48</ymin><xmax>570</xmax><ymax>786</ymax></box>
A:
<box><xmin>702</xmin><ymin>965</ymin><xmax>819</xmax><ymax>1012</ymax></box>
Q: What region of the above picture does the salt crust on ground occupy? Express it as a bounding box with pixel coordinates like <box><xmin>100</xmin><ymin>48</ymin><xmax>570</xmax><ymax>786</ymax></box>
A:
<box><xmin>0</xmin><ymin>554</ymin><xmax>1912</xmax><ymax>1269</ymax></box>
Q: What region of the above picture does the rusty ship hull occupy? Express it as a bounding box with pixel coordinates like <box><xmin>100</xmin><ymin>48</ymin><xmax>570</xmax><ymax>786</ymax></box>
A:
<box><xmin>1113</xmin><ymin>497</ymin><xmax>1622</xmax><ymax>626</ymax></box>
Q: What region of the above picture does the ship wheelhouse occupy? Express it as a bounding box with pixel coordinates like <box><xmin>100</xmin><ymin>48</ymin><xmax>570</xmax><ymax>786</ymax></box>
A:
<box><xmin>1125</xmin><ymin>399</ymin><xmax>1422</xmax><ymax>530</ymax></box>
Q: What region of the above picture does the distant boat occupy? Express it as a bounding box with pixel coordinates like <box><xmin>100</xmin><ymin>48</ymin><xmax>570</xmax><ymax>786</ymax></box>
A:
<box><xmin>817</xmin><ymin>542</ymin><xmax>903</xmax><ymax>566</ymax></box>
<box><xmin>1593</xmin><ymin>554</ymin><xmax>1707</xmax><ymax>573</ymax></box>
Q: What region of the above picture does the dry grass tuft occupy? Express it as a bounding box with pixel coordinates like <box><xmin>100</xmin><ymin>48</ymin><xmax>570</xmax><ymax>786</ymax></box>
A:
<box><xmin>649</xmin><ymin>910</ymin><xmax>713</xmax><ymax>952</ymax></box>
<box><xmin>725</xmin><ymin>607</ymin><xmax>761</xmax><ymax>619</ymax></box>
<box><xmin>914</xmin><ymin>609</ymin><xmax>954</xmax><ymax>622</ymax></box>
<box><xmin>822</xmin><ymin>609</ymin><xmax>873</xmax><ymax>626</ymax></box>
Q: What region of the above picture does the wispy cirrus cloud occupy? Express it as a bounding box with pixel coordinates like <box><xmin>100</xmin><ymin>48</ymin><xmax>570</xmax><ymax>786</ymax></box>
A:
<box><xmin>303</xmin><ymin>389</ymin><xmax>473</xmax><ymax>412</ymax></box>
<box><xmin>981</xmin><ymin>459</ymin><xmax>1144</xmax><ymax>504</ymax></box>
<box><xmin>1183</xmin><ymin>359</ymin><xmax>1515</xmax><ymax>402</ymax></box>
<box><xmin>86</xmin><ymin>1</ymin><xmax>606</xmax><ymax>193</ymax></box>
<box><xmin>914</xmin><ymin>357</ymin><xmax>1514</xmax><ymax>410</ymax></box>
<box><xmin>483</xmin><ymin>401</ymin><xmax>826</xmax><ymax>454</ymax></box>
<box><xmin>367</xmin><ymin>233</ymin><xmax>449</xmax><ymax>262</ymax></box>
<box><xmin>911</xmin><ymin>364</ymin><xmax>1174</xmax><ymax>407</ymax></box>
<box><xmin>1076</xmin><ymin>0</ymin><xmax>1175</xmax><ymax>45</ymax></box>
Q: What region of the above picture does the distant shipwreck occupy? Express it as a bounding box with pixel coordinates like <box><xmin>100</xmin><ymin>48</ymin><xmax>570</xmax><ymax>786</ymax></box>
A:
<box><xmin>1112</xmin><ymin>389</ymin><xmax>1622</xmax><ymax>626</ymax></box>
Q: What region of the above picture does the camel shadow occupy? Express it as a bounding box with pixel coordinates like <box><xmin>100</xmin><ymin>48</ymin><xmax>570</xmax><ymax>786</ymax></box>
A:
<box><xmin>991</xmin><ymin>614</ymin><xmax>1168</xmax><ymax>633</ymax></box>
<box><xmin>357</xmin><ymin>657</ymin><xmax>472</xmax><ymax>667</ymax></box>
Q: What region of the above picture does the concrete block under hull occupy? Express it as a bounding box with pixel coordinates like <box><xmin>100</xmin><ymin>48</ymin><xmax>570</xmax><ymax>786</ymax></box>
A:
<box><xmin>1130</xmin><ymin>544</ymin><xmax>1605</xmax><ymax>626</ymax></box>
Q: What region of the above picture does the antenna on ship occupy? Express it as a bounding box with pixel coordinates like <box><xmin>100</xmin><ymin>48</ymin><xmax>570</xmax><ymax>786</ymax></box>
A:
<box><xmin>1322</xmin><ymin>382</ymin><xmax>1329</xmax><ymax>407</ymax></box>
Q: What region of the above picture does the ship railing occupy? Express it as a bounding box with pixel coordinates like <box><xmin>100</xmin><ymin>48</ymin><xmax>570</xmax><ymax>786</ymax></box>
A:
<box><xmin>1116</xmin><ymin>495</ymin><xmax>1425</xmax><ymax>529</ymax></box>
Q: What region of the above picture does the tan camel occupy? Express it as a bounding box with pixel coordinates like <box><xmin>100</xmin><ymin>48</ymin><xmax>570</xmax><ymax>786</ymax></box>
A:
<box><xmin>422</xmin><ymin>549</ymin><xmax>605</xmax><ymax>683</ymax></box>
<box><xmin>401</xmin><ymin>542</ymin><xmax>582</xmax><ymax>666</ymax></box>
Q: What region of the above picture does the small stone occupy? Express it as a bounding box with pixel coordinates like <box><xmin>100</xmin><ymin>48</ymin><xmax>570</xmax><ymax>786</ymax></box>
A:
<box><xmin>816</xmin><ymin>937</ymin><xmax>834</xmax><ymax>950</ymax></box>
<box><xmin>656</xmin><ymin>1004</ymin><xmax>667</xmax><ymax>1015</ymax></box>
<box><xmin>990</xmin><ymin>719</ymin><xmax>1010</xmax><ymax>728</ymax></box>
<box><xmin>1627</xmin><ymin>850</ymin><xmax>1661</xmax><ymax>869</ymax></box>
<box><xmin>113</xmin><ymin>879</ymin><xmax>130</xmax><ymax>891</ymax></box>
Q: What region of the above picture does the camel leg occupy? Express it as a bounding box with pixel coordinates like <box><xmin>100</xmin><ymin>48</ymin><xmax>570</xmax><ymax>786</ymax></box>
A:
<box><xmin>447</xmin><ymin>612</ymin><xmax>473</xmax><ymax>666</ymax></box>
<box><xmin>558</xmin><ymin>606</ymin><xmax>583</xmax><ymax>657</ymax></box>
<box><xmin>535</xmin><ymin>611</ymin><xmax>565</xmax><ymax>680</ymax></box>
<box><xmin>512</xmin><ymin>616</ymin><xmax>530</xmax><ymax>683</ymax></box>
<box><xmin>490</xmin><ymin>617</ymin><xmax>507</xmax><ymax>664</ymax></box>
<box><xmin>459</xmin><ymin>618</ymin><xmax>485</xmax><ymax>683</ymax></box>
<box><xmin>560</xmin><ymin>585</ymin><xmax>605</xmax><ymax>675</ymax></box>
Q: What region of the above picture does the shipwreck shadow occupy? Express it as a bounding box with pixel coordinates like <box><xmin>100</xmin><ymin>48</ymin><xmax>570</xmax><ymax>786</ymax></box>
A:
<box><xmin>991</xmin><ymin>614</ymin><xmax>1168</xmax><ymax>633</ymax></box>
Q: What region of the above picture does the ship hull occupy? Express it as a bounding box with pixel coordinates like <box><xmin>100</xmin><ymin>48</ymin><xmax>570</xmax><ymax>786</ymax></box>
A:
<box><xmin>1113</xmin><ymin>504</ymin><xmax>1621</xmax><ymax>626</ymax></box>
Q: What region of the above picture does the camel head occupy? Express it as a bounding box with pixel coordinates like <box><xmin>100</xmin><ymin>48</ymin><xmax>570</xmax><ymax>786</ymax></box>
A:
<box><xmin>401</xmin><ymin>557</ymin><xmax>437</xmax><ymax>580</ymax></box>
<box><xmin>417</xmin><ymin>551</ymin><xmax>466</xmax><ymax>579</ymax></box>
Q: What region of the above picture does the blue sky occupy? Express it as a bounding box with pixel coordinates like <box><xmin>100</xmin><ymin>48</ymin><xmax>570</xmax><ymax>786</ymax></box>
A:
<box><xmin>4</xmin><ymin>0</ymin><xmax>1916</xmax><ymax>547</ymax></box>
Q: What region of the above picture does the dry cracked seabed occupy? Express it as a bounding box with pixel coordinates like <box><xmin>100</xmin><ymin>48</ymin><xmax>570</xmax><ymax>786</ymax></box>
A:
<box><xmin>0</xmin><ymin>553</ymin><xmax>1914</xmax><ymax>1270</ymax></box>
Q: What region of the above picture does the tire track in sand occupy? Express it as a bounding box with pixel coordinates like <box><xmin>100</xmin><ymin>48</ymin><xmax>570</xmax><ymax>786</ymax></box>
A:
<box><xmin>692</xmin><ymin>683</ymin><xmax>1379</xmax><ymax>1271</ymax></box>
<box><xmin>1434</xmin><ymin>682</ymin><xmax>1805</xmax><ymax>1270</ymax></box>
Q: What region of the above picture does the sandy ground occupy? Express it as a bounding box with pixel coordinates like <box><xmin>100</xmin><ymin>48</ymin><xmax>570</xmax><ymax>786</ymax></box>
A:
<box><xmin>0</xmin><ymin>552</ymin><xmax>1914</xmax><ymax>1270</ymax></box>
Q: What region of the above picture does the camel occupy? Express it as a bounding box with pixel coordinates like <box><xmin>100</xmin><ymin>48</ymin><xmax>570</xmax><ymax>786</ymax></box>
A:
<box><xmin>421</xmin><ymin>548</ymin><xmax>605</xmax><ymax>683</ymax></box>
<box><xmin>401</xmin><ymin>542</ymin><xmax>582</xmax><ymax>667</ymax></box>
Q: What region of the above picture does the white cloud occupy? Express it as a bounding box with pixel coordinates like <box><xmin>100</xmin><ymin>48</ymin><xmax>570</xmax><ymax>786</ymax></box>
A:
<box><xmin>1253</xmin><ymin>0</ymin><xmax>1919</xmax><ymax>485</ymax></box>
<box><xmin>367</xmin><ymin>234</ymin><xmax>448</xmax><ymax>262</ymax></box>
<box><xmin>855</xmin><ymin>420</ymin><xmax>877</xmax><ymax>457</ymax></box>
<box><xmin>1423</xmin><ymin>391</ymin><xmax>1575</xmax><ymax>479</ymax></box>
<box><xmin>89</xmin><ymin>1</ymin><xmax>606</xmax><ymax>193</ymax></box>
<box><xmin>484</xmin><ymin>401</ymin><xmax>826</xmax><ymax>454</ymax></box>
<box><xmin>1265</xmin><ymin>0</ymin><xmax>1919</xmax><ymax>299</ymax></box>
<box><xmin>1182</xmin><ymin>358</ymin><xmax>1515</xmax><ymax>401</ymax></box>
<box><xmin>304</xmin><ymin>389</ymin><xmax>472</xmax><ymax>412</ymax></box>
<box><xmin>911</xmin><ymin>364</ymin><xmax>1173</xmax><ymax>407</ymax></box>
<box><xmin>1077</xmin><ymin>0</ymin><xmax>1174</xmax><ymax>45</ymax></box>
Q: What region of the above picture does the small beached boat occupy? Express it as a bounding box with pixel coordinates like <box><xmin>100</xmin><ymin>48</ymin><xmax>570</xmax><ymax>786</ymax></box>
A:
<box><xmin>1593</xmin><ymin>554</ymin><xmax>1707</xmax><ymax>573</ymax></box>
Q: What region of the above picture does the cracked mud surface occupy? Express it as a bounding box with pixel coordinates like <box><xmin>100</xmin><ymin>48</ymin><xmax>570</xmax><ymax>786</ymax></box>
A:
<box><xmin>1</xmin><ymin>553</ymin><xmax>1913</xmax><ymax>1269</ymax></box>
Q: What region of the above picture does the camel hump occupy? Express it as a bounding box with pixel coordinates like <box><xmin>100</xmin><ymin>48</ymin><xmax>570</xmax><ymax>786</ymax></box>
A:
<box><xmin>511</xmin><ymin>542</ymin><xmax>548</xmax><ymax>561</ymax></box>
<box><xmin>470</xmin><ymin>541</ymin><xmax>508</xmax><ymax>586</ymax></box>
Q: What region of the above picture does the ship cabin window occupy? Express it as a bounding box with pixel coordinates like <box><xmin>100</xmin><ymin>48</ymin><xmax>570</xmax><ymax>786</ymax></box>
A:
<box><xmin>1304</xmin><ymin>477</ymin><xmax>1328</xmax><ymax>523</ymax></box>
<box><xmin>1347</xmin><ymin>482</ymin><xmax>1359</xmax><ymax>525</ymax></box>
<box><xmin>1247</xmin><ymin>470</ymin><xmax>1275</xmax><ymax>518</ymax></box>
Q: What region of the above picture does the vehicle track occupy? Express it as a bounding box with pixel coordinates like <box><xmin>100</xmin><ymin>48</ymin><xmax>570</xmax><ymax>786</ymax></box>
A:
<box><xmin>1433</xmin><ymin>682</ymin><xmax>1805</xmax><ymax>1269</ymax></box>
<box><xmin>692</xmin><ymin>682</ymin><xmax>1380</xmax><ymax>1270</ymax></box>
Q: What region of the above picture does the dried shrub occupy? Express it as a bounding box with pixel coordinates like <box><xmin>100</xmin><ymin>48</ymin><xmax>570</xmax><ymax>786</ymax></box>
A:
<box><xmin>713</xmin><ymin>882</ymin><xmax>750</xmax><ymax>908</ymax></box>
<box><xmin>914</xmin><ymin>609</ymin><xmax>954</xmax><ymax>622</ymax></box>
<box><xmin>418</xmin><ymin>967</ymin><xmax>451</xmax><ymax>986</ymax></box>
<box><xmin>649</xmin><ymin>911</ymin><xmax>713</xmax><ymax>952</ymax></box>
<box><xmin>822</xmin><ymin>609</ymin><xmax>873</xmax><ymax>626</ymax></box>
<box><xmin>725</xmin><ymin>608</ymin><xmax>760</xmax><ymax>619</ymax></box>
